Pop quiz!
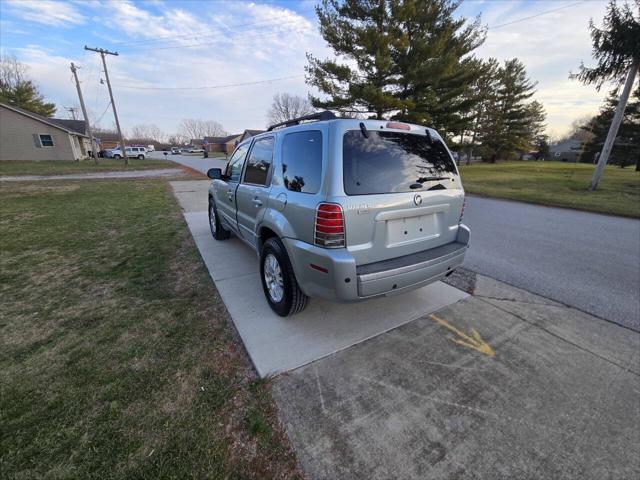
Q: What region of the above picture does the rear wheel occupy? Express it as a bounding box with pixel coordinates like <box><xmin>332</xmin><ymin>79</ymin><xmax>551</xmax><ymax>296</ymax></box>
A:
<box><xmin>260</xmin><ymin>237</ymin><xmax>308</xmax><ymax>316</ymax></box>
<box><xmin>208</xmin><ymin>198</ymin><xmax>230</xmax><ymax>240</ymax></box>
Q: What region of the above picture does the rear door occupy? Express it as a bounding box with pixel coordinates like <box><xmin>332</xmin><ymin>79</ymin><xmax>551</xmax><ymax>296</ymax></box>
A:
<box><xmin>215</xmin><ymin>142</ymin><xmax>250</xmax><ymax>235</ymax></box>
<box><xmin>337</xmin><ymin>127</ymin><xmax>464</xmax><ymax>265</ymax></box>
<box><xmin>235</xmin><ymin>136</ymin><xmax>274</xmax><ymax>247</ymax></box>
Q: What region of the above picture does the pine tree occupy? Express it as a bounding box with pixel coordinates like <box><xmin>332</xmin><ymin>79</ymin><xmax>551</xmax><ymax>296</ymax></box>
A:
<box><xmin>389</xmin><ymin>0</ymin><xmax>486</xmax><ymax>137</ymax></box>
<box><xmin>580</xmin><ymin>86</ymin><xmax>640</xmax><ymax>168</ymax></box>
<box><xmin>306</xmin><ymin>0</ymin><xmax>407</xmax><ymax>118</ymax></box>
<box><xmin>306</xmin><ymin>0</ymin><xmax>486</xmax><ymax>128</ymax></box>
<box><xmin>476</xmin><ymin>59</ymin><xmax>544</xmax><ymax>160</ymax></box>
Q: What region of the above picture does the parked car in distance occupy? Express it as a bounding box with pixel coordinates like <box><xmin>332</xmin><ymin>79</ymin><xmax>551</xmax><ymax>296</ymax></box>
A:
<box><xmin>170</xmin><ymin>147</ymin><xmax>180</xmax><ymax>155</ymax></box>
<box><xmin>106</xmin><ymin>146</ymin><xmax>147</xmax><ymax>159</ymax></box>
<box><xmin>188</xmin><ymin>147</ymin><xmax>205</xmax><ymax>153</ymax></box>
<box><xmin>146</xmin><ymin>144</ymin><xmax>155</xmax><ymax>152</ymax></box>
<box><xmin>207</xmin><ymin>111</ymin><xmax>469</xmax><ymax>316</ymax></box>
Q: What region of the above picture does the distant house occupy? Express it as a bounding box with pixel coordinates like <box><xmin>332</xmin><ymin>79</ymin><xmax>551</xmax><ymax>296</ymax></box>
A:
<box><xmin>205</xmin><ymin>133</ymin><xmax>243</xmax><ymax>154</ymax></box>
<box><xmin>0</xmin><ymin>102</ymin><xmax>91</xmax><ymax>161</ymax></box>
<box><xmin>550</xmin><ymin>139</ymin><xmax>583</xmax><ymax>162</ymax></box>
<box><xmin>239</xmin><ymin>129</ymin><xmax>265</xmax><ymax>142</ymax></box>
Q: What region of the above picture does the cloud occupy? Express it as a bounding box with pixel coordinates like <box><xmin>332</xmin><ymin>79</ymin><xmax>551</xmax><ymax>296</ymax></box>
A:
<box><xmin>5</xmin><ymin>0</ymin><xmax>85</xmax><ymax>27</ymax></box>
<box><xmin>473</xmin><ymin>0</ymin><xmax>610</xmax><ymax>136</ymax></box>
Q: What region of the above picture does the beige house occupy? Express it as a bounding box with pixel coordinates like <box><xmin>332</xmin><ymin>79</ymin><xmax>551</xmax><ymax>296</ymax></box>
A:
<box><xmin>0</xmin><ymin>102</ymin><xmax>91</xmax><ymax>161</ymax></box>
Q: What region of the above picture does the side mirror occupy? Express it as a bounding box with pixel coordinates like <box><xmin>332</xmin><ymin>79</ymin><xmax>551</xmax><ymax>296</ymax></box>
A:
<box><xmin>207</xmin><ymin>168</ymin><xmax>222</xmax><ymax>180</ymax></box>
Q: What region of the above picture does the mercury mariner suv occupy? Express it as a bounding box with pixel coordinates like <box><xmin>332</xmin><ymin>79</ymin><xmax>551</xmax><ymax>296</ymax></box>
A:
<box><xmin>207</xmin><ymin>111</ymin><xmax>470</xmax><ymax>316</ymax></box>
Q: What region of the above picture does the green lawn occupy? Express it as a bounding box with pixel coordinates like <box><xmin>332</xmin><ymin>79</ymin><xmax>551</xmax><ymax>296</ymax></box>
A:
<box><xmin>0</xmin><ymin>180</ymin><xmax>301</xmax><ymax>479</ymax></box>
<box><xmin>0</xmin><ymin>158</ymin><xmax>176</xmax><ymax>176</ymax></box>
<box><xmin>458</xmin><ymin>161</ymin><xmax>640</xmax><ymax>218</ymax></box>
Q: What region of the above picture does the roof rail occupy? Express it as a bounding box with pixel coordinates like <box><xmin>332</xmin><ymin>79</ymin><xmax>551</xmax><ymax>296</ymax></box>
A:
<box><xmin>267</xmin><ymin>110</ymin><xmax>337</xmax><ymax>131</ymax></box>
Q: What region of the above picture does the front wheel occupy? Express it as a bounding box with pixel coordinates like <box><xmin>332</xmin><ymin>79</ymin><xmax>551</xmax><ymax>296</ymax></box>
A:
<box><xmin>137</xmin><ymin>154</ymin><xmax>144</xmax><ymax>160</ymax></box>
<box><xmin>114</xmin><ymin>154</ymin><xmax>121</xmax><ymax>160</ymax></box>
<box><xmin>260</xmin><ymin>237</ymin><xmax>308</xmax><ymax>316</ymax></box>
<box><xmin>208</xmin><ymin>199</ymin><xmax>230</xmax><ymax>240</ymax></box>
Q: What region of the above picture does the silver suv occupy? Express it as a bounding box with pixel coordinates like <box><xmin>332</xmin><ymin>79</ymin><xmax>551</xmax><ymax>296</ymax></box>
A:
<box><xmin>207</xmin><ymin>112</ymin><xmax>469</xmax><ymax>316</ymax></box>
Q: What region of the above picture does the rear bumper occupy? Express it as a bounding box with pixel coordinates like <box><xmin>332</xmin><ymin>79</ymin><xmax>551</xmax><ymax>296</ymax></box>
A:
<box><xmin>283</xmin><ymin>224</ymin><xmax>469</xmax><ymax>302</ymax></box>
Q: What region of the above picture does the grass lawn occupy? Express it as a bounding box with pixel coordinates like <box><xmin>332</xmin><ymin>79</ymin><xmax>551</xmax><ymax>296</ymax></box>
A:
<box><xmin>458</xmin><ymin>161</ymin><xmax>640</xmax><ymax>218</ymax></box>
<box><xmin>0</xmin><ymin>159</ymin><xmax>175</xmax><ymax>176</ymax></box>
<box><xmin>0</xmin><ymin>180</ymin><xmax>301</xmax><ymax>479</ymax></box>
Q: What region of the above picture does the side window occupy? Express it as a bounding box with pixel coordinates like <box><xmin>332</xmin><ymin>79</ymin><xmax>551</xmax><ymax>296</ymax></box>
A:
<box><xmin>39</xmin><ymin>134</ymin><xmax>54</xmax><ymax>147</ymax></box>
<box><xmin>226</xmin><ymin>143</ymin><xmax>250</xmax><ymax>182</ymax></box>
<box><xmin>282</xmin><ymin>130</ymin><xmax>322</xmax><ymax>194</ymax></box>
<box><xmin>243</xmin><ymin>137</ymin><xmax>274</xmax><ymax>186</ymax></box>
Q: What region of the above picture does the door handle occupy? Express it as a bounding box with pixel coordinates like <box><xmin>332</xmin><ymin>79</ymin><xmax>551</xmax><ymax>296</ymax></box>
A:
<box><xmin>226</xmin><ymin>190</ymin><xmax>233</xmax><ymax>200</ymax></box>
<box><xmin>252</xmin><ymin>197</ymin><xmax>263</xmax><ymax>207</ymax></box>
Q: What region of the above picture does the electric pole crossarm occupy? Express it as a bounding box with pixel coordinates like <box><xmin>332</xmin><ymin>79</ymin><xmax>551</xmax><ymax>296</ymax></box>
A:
<box><xmin>84</xmin><ymin>45</ymin><xmax>129</xmax><ymax>165</ymax></box>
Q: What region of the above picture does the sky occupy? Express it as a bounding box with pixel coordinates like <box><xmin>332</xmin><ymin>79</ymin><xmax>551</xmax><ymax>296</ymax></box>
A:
<box><xmin>0</xmin><ymin>0</ymin><xmax>614</xmax><ymax>139</ymax></box>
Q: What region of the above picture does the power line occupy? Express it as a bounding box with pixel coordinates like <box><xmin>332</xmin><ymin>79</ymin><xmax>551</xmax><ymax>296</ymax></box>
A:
<box><xmin>117</xmin><ymin>74</ymin><xmax>304</xmax><ymax>91</ymax></box>
<box><xmin>489</xmin><ymin>1</ymin><xmax>586</xmax><ymax>30</ymax></box>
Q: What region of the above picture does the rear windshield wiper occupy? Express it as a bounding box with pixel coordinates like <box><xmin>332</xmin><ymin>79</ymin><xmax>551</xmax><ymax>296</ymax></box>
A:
<box><xmin>417</xmin><ymin>176</ymin><xmax>450</xmax><ymax>183</ymax></box>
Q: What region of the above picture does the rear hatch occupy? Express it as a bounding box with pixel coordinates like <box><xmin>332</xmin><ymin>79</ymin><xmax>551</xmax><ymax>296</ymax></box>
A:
<box><xmin>334</xmin><ymin>125</ymin><xmax>464</xmax><ymax>265</ymax></box>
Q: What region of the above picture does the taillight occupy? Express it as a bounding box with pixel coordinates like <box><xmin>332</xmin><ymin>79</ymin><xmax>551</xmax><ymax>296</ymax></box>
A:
<box><xmin>459</xmin><ymin>197</ymin><xmax>466</xmax><ymax>224</ymax></box>
<box><xmin>315</xmin><ymin>203</ymin><xmax>345</xmax><ymax>248</ymax></box>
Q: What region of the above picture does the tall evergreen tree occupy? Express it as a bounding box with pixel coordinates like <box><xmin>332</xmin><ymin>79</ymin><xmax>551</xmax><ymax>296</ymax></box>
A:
<box><xmin>306</xmin><ymin>0</ymin><xmax>486</xmax><ymax>129</ymax></box>
<box><xmin>306</xmin><ymin>0</ymin><xmax>407</xmax><ymax>118</ymax></box>
<box><xmin>580</xmin><ymin>86</ymin><xmax>640</xmax><ymax>169</ymax></box>
<box><xmin>389</xmin><ymin>0</ymin><xmax>486</xmax><ymax>137</ymax></box>
<box><xmin>464</xmin><ymin>58</ymin><xmax>500</xmax><ymax>163</ymax></box>
<box><xmin>476</xmin><ymin>59</ymin><xmax>544</xmax><ymax>160</ymax></box>
<box><xmin>0</xmin><ymin>54</ymin><xmax>56</xmax><ymax>117</ymax></box>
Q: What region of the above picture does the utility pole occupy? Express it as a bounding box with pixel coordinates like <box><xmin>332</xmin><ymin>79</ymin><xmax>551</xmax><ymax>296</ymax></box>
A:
<box><xmin>70</xmin><ymin>63</ymin><xmax>98</xmax><ymax>164</ymax></box>
<box><xmin>589</xmin><ymin>59</ymin><xmax>639</xmax><ymax>190</ymax></box>
<box><xmin>84</xmin><ymin>46</ymin><xmax>129</xmax><ymax>165</ymax></box>
<box><xmin>64</xmin><ymin>107</ymin><xmax>79</xmax><ymax>120</ymax></box>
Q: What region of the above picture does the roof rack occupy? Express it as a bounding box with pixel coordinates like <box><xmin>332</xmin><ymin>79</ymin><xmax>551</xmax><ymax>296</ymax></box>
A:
<box><xmin>267</xmin><ymin>110</ymin><xmax>337</xmax><ymax>131</ymax></box>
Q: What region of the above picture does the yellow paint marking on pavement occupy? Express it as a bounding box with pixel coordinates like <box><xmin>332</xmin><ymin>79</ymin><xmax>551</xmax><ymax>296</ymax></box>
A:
<box><xmin>428</xmin><ymin>314</ymin><xmax>495</xmax><ymax>357</ymax></box>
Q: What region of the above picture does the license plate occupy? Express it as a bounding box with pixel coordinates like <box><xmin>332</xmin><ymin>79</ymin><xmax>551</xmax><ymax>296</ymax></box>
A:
<box><xmin>386</xmin><ymin>214</ymin><xmax>439</xmax><ymax>246</ymax></box>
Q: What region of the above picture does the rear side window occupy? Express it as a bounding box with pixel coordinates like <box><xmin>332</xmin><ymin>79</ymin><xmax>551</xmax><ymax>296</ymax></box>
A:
<box><xmin>243</xmin><ymin>137</ymin><xmax>274</xmax><ymax>186</ymax></box>
<box><xmin>282</xmin><ymin>130</ymin><xmax>322</xmax><ymax>194</ymax></box>
<box><xmin>342</xmin><ymin>130</ymin><xmax>458</xmax><ymax>195</ymax></box>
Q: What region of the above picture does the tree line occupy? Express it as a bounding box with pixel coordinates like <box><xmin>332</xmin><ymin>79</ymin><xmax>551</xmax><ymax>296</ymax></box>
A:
<box><xmin>305</xmin><ymin>0</ymin><xmax>547</xmax><ymax>161</ymax></box>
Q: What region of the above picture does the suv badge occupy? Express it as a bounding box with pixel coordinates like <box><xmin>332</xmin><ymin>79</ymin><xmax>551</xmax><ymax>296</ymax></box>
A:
<box><xmin>414</xmin><ymin>194</ymin><xmax>422</xmax><ymax>206</ymax></box>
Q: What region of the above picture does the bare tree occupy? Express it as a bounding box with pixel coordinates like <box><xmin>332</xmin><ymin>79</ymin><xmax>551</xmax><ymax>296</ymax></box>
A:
<box><xmin>167</xmin><ymin>133</ymin><xmax>188</xmax><ymax>146</ymax></box>
<box><xmin>266</xmin><ymin>93</ymin><xmax>315</xmax><ymax>125</ymax></box>
<box><xmin>0</xmin><ymin>54</ymin><xmax>27</xmax><ymax>89</ymax></box>
<box><xmin>178</xmin><ymin>118</ymin><xmax>227</xmax><ymax>140</ymax></box>
<box><xmin>131</xmin><ymin>123</ymin><xmax>166</xmax><ymax>142</ymax></box>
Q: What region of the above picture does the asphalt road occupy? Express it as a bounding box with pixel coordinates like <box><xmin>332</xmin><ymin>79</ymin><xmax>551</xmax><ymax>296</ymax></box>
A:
<box><xmin>463</xmin><ymin>196</ymin><xmax>640</xmax><ymax>331</ymax></box>
<box><xmin>162</xmin><ymin>152</ymin><xmax>640</xmax><ymax>331</ymax></box>
<box><xmin>151</xmin><ymin>152</ymin><xmax>227</xmax><ymax>174</ymax></box>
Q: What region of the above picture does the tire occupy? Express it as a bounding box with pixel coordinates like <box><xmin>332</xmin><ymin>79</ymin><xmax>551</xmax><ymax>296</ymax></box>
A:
<box><xmin>137</xmin><ymin>154</ymin><xmax>144</xmax><ymax>160</ymax></box>
<box><xmin>114</xmin><ymin>154</ymin><xmax>121</xmax><ymax>160</ymax></box>
<box><xmin>260</xmin><ymin>237</ymin><xmax>309</xmax><ymax>317</ymax></box>
<box><xmin>208</xmin><ymin>198</ymin><xmax>230</xmax><ymax>241</ymax></box>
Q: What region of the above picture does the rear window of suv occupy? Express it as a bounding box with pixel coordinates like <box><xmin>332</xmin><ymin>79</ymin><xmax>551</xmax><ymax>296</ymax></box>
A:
<box><xmin>342</xmin><ymin>130</ymin><xmax>458</xmax><ymax>195</ymax></box>
<box><xmin>282</xmin><ymin>130</ymin><xmax>322</xmax><ymax>194</ymax></box>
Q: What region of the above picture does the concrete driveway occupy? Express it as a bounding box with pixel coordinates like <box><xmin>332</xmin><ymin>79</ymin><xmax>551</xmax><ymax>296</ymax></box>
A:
<box><xmin>171</xmin><ymin>179</ymin><xmax>640</xmax><ymax>479</ymax></box>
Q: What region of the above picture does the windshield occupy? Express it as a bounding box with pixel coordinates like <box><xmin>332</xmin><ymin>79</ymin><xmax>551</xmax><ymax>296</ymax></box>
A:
<box><xmin>342</xmin><ymin>130</ymin><xmax>458</xmax><ymax>195</ymax></box>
